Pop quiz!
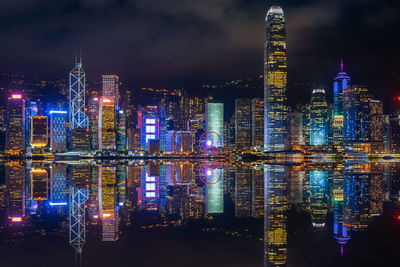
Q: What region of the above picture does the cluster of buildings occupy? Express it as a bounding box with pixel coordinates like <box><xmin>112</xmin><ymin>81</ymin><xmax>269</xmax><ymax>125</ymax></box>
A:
<box><xmin>1</xmin><ymin>5</ymin><xmax>398</xmax><ymax>157</ymax></box>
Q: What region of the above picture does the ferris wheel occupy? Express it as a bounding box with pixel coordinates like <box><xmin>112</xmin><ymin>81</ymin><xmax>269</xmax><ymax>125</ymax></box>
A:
<box><xmin>199</xmin><ymin>131</ymin><xmax>222</xmax><ymax>154</ymax></box>
<box><xmin>198</xmin><ymin>161</ymin><xmax>222</xmax><ymax>186</ymax></box>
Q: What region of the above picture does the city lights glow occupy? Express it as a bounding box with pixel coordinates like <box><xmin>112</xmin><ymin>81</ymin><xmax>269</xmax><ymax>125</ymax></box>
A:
<box><xmin>11</xmin><ymin>94</ymin><xmax>22</xmax><ymax>99</ymax></box>
<box><xmin>11</xmin><ymin>217</ymin><xmax>22</xmax><ymax>222</ymax></box>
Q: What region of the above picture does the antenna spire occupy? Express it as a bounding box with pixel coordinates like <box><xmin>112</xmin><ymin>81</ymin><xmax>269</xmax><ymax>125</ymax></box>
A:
<box><xmin>340</xmin><ymin>59</ymin><xmax>344</xmax><ymax>72</ymax></box>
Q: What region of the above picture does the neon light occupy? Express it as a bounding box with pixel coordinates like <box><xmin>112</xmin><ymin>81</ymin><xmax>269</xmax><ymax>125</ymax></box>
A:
<box><xmin>103</xmin><ymin>213</ymin><xmax>111</xmax><ymax>218</ymax></box>
<box><xmin>11</xmin><ymin>94</ymin><xmax>22</xmax><ymax>99</ymax></box>
<box><xmin>93</xmin><ymin>97</ymin><xmax>99</xmax><ymax>101</ymax></box>
<box><xmin>102</xmin><ymin>98</ymin><xmax>111</xmax><ymax>103</ymax></box>
<box><xmin>49</xmin><ymin>110</ymin><xmax>67</xmax><ymax>114</ymax></box>
<box><xmin>11</xmin><ymin>217</ymin><xmax>22</xmax><ymax>222</ymax></box>
<box><xmin>93</xmin><ymin>215</ymin><xmax>99</xmax><ymax>219</ymax></box>
<box><xmin>49</xmin><ymin>202</ymin><xmax>68</xmax><ymax>206</ymax></box>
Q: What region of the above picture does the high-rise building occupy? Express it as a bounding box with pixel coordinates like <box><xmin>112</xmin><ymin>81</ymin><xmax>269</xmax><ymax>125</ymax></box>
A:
<box><xmin>205</xmin><ymin>102</ymin><xmax>224</xmax><ymax>148</ymax></box>
<box><xmin>251</xmin><ymin>98</ymin><xmax>264</xmax><ymax>150</ymax></box>
<box><xmin>343</xmin><ymin>85</ymin><xmax>371</xmax><ymax>143</ymax></box>
<box><xmin>69</xmin><ymin>55</ymin><xmax>88</xmax><ymax>130</ymax></box>
<box><xmin>139</xmin><ymin>106</ymin><xmax>160</xmax><ymax>151</ymax></box>
<box><xmin>332</xmin><ymin>60</ymin><xmax>350</xmax><ymax>146</ymax></box>
<box><xmin>102</xmin><ymin>75</ymin><xmax>120</xmax><ymax>105</ymax></box>
<box><xmin>369</xmin><ymin>100</ymin><xmax>383</xmax><ymax>142</ymax></box>
<box><xmin>6</xmin><ymin>162</ymin><xmax>25</xmax><ymax>222</ymax></box>
<box><xmin>175</xmin><ymin>131</ymin><xmax>193</xmax><ymax>153</ymax></box>
<box><xmin>49</xmin><ymin>111</ymin><xmax>68</xmax><ymax>152</ymax></box>
<box><xmin>71</xmin><ymin>129</ymin><xmax>91</xmax><ymax>152</ymax></box>
<box><xmin>235</xmin><ymin>98</ymin><xmax>252</xmax><ymax>151</ymax></box>
<box><xmin>100</xmin><ymin>166</ymin><xmax>118</xmax><ymax>241</ymax></box>
<box><xmin>88</xmin><ymin>96</ymin><xmax>100</xmax><ymax>151</ymax></box>
<box><xmin>286</xmin><ymin>113</ymin><xmax>304</xmax><ymax>148</ymax></box>
<box><xmin>206</xmin><ymin>168</ymin><xmax>224</xmax><ymax>214</ymax></box>
<box><xmin>264</xmin><ymin>6</ymin><xmax>287</xmax><ymax>152</ymax></box>
<box><xmin>6</xmin><ymin>94</ymin><xmax>25</xmax><ymax>155</ymax></box>
<box><xmin>310</xmin><ymin>89</ymin><xmax>328</xmax><ymax>146</ymax></box>
<box><xmin>309</xmin><ymin>170</ymin><xmax>328</xmax><ymax>228</ymax></box>
<box><xmin>30</xmin><ymin>116</ymin><xmax>48</xmax><ymax>149</ymax></box>
<box><xmin>116</xmin><ymin>109</ymin><xmax>127</xmax><ymax>151</ymax></box>
<box><xmin>49</xmin><ymin>164</ymin><xmax>68</xmax><ymax>206</ymax></box>
<box><xmin>99</xmin><ymin>98</ymin><xmax>116</xmax><ymax>152</ymax></box>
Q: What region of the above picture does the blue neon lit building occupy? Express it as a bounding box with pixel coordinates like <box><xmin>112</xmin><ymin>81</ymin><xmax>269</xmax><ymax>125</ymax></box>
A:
<box><xmin>50</xmin><ymin>165</ymin><xmax>68</xmax><ymax>206</ymax></box>
<box><xmin>139</xmin><ymin>106</ymin><xmax>159</xmax><ymax>151</ymax></box>
<box><xmin>205</xmin><ymin>102</ymin><xmax>224</xmax><ymax>148</ymax></box>
<box><xmin>49</xmin><ymin>110</ymin><xmax>68</xmax><ymax>152</ymax></box>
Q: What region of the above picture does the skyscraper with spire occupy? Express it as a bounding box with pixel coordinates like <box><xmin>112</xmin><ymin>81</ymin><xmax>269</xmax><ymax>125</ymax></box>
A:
<box><xmin>332</xmin><ymin>60</ymin><xmax>350</xmax><ymax>146</ymax></box>
<box><xmin>264</xmin><ymin>6</ymin><xmax>287</xmax><ymax>151</ymax></box>
<box><xmin>69</xmin><ymin>52</ymin><xmax>88</xmax><ymax>130</ymax></box>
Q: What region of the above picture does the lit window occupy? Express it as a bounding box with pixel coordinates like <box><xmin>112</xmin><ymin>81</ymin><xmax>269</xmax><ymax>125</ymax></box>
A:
<box><xmin>146</xmin><ymin>192</ymin><xmax>156</xmax><ymax>198</ymax></box>
<box><xmin>146</xmin><ymin>183</ymin><xmax>156</xmax><ymax>191</ymax></box>
<box><xmin>146</xmin><ymin>176</ymin><xmax>155</xmax><ymax>182</ymax></box>
<box><xmin>145</xmin><ymin>118</ymin><xmax>156</xmax><ymax>124</ymax></box>
<box><xmin>146</xmin><ymin>125</ymin><xmax>156</xmax><ymax>133</ymax></box>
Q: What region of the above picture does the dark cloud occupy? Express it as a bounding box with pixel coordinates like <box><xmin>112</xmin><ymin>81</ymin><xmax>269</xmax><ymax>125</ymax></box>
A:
<box><xmin>0</xmin><ymin>0</ymin><xmax>399</xmax><ymax>108</ymax></box>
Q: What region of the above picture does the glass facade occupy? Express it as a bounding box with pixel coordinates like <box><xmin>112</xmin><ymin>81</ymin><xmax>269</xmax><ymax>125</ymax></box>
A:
<box><xmin>49</xmin><ymin>111</ymin><xmax>68</xmax><ymax>152</ymax></box>
<box><xmin>264</xmin><ymin>6</ymin><xmax>287</xmax><ymax>151</ymax></box>
<box><xmin>310</xmin><ymin>89</ymin><xmax>328</xmax><ymax>146</ymax></box>
<box><xmin>205</xmin><ymin>102</ymin><xmax>224</xmax><ymax>148</ymax></box>
<box><xmin>99</xmin><ymin>98</ymin><xmax>116</xmax><ymax>151</ymax></box>
<box><xmin>6</xmin><ymin>94</ymin><xmax>25</xmax><ymax>154</ymax></box>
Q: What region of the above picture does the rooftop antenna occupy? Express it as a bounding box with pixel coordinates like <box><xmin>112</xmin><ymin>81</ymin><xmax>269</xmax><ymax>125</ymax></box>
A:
<box><xmin>340</xmin><ymin>59</ymin><xmax>344</xmax><ymax>72</ymax></box>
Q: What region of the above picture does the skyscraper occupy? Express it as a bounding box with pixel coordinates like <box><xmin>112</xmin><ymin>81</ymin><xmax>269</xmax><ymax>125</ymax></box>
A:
<box><xmin>30</xmin><ymin>116</ymin><xmax>48</xmax><ymax>149</ymax></box>
<box><xmin>251</xmin><ymin>98</ymin><xmax>264</xmax><ymax>150</ymax></box>
<box><xmin>332</xmin><ymin>60</ymin><xmax>350</xmax><ymax>146</ymax></box>
<box><xmin>99</xmin><ymin>98</ymin><xmax>116</xmax><ymax>152</ymax></box>
<box><xmin>69</xmin><ymin>55</ymin><xmax>88</xmax><ymax>130</ymax></box>
<box><xmin>49</xmin><ymin>111</ymin><xmax>68</xmax><ymax>152</ymax></box>
<box><xmin>369</xmin><ymin>100</ymin><xmax>383</xmax><ymax>143</ymax></box>
<box><xmin>264</xmin><ymin>6</ymin><xmax>287</xmax><ymax>151</ymax></box>
<box><xmin>235</xmin><ymin>98</ymin><xmax>252</xmax><ymax>151</ymax></box>
<box><xmin>343</xmin><ymin>85</ymin><xmax>370</xmax><ymax>143</ymax></box>
<box><xmin>139</xmin><ymin>106</ymin><xmax>160</xmax><ymax>151</ymax></box>
<box><xmin>205</xmin><ymin>102</ymin><xmax>224</xmax><ymax>148</ymax></box>
<box><xmin>310</xmin><ymin>89</ymin><xmax>328</xmax><ymax>146</ymax></box>
<box><xmin>6</xmin><ymin>94</ymin><xmax>25</xmax><ymax>155</ymax></box>
<box><xmin>88</xmin><ymin>96</ymin><xmax>100</xmax><ymax>151</ymax></box>
<box><xmin>116</xmin><ymin>110</ymin><xmax>127</xmax><ymax>151</ymax></box>
<box><xmin>102</xmin><ymin>75</ymin><xmax>120</xmax><ymax>105</ymax></box>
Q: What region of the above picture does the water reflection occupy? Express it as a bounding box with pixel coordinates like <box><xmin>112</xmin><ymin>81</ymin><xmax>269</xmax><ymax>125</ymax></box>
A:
<box><xmin>0</xmin><ymin>161</ymin><xmax>399</xmax><ymax>266</ymax></box>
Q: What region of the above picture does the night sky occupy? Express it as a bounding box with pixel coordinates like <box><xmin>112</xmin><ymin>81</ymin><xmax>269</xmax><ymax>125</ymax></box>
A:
<box><xmin>0</xmin><ymin>0</ymin><xmax>399</xmax><ymax>108</ymax></box>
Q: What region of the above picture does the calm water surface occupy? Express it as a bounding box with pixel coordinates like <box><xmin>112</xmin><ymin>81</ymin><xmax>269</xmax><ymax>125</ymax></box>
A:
<box><xmin>0</xmin><ymin>160</ymin><xmax>399</xmax><ymax>267</ymax></box>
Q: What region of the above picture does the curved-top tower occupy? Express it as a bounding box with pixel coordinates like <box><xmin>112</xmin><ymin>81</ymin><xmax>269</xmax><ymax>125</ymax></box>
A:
<box><xmin>264</xmin><ymin>6</ymin><xmax>287</xmax><ymax>152</ymax></box>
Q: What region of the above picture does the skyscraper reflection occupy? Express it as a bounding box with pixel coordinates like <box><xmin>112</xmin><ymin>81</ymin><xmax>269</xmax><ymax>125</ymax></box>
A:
<box><xmin>264</xmin><ymin>165</ymin><xmax>287</xmax><ymax>267</ymax></box>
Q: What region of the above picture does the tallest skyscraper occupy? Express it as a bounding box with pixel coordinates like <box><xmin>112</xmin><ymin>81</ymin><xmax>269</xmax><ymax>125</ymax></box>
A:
<box><xmin>264</xmin><ymin>6</ymin><xmax>288</xmax><ymax>152</ymax></box>
<box><xmin>69</xmin><ymin>53</ymin><xmax>88</xmax><ymax>130</ymax></box>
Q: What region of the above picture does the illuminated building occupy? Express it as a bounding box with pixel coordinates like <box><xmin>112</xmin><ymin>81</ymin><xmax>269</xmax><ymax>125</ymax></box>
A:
<box><xmin>99</xmin><ymin>166</ymin><xmax>118</xmax><ymax>241</ymax></box>
<box><xmin>235</xmin><ymin>98</ymin><xmax>252</xmax><ymax>151</ymax></box>
<box><xmin>70</xmin><ymin>163</ymin><xmax>90</xmax><ymax>187</ymax></box>
<box><xmin>264</xmin><ymin>6</ymin><xmax>287</xmax><ymax>152</ymax></box>
<box><xmin>310</xmin><ymin>89</ymin><xmax>328</xmax><ymax>146</ymax></box>
<box><xmin>127</xmin><ymin>127</ymin><xmax>141</xmax><ymax>151</ymax></box>
<box><xmin>309</xmin><ymin>170</ymin><xmax>328</xmax><ymax>228</ymax></box>
<box><xmin>176</xmin><ymin>131</ymin><xmax>193</xmax><ymax>153</ymax></box>
<box><xmin>343</xmin><ymin>85</ymin><xmax>371</xmax><ymax>143</ymax></box>
<box><xmin>175</xmin><ymin>162</ymin><xmax>193</xmax><ymax>184</ymax></box>
<box><xmin>49</xmin><ymin>111</ymin><xmax>67</xmax><ymax>152</ymax></box>
<box><xmin>264</xmin><ymin>165</ymin><xmax>287</xmax><ymax>266</ymax></box>
<box><xmin>69</xmin><ymin>54</ymin><xmax>88</xmax><ymax>130</ymax></box>
<box><xmin>116</xmin><ymin>110</ymin><xmax>127</xmax><ymax>151</ymax></box>
<box><xmin>30</xmin><ymin>168</ymin><xmax>48</xmax><ymax>200</ymax></box>
<box><xmin>139</xmin><ymin>106</ymin><xmax>159</xmax><ymax>151</ymax></box>
<box><xmin>102</xmin><ymin>75</ymin><xmax>120</xmax><ymax>105</ymax></box>
<box><xmin>116</xmin><ymin>165</ymin><xmax>127</xmax><ymax>207</ymax></box>
<box><xmin>148</xmin><ymin>139</ymin><xmax>160</xmax><ymax>154</ymax></box>
<box><xmin>6</xmin><ymin>94</ymin><xmax>25</xmax><ymax>155</ymax></box>
<box><xmin>6</xmin><ymin>162</ymin><xmax>25</xmax><ymax>222</ymax></box>
<box><xmin>25</xmin><ymin>101</ymin><xmax>38</xmax><ymax>153</ymax></box>
<box><xmin>49</xmin><ymin>165</ymin><xmax>68</xmax><ymax>206</ymax></box>
<box><xmin>159</xmin><ymin>102</ymin><xmax>167</xmax><ymax>152</ymax></box>
<box><xmin>332</xmin><ymin>174</ymin><xmax>350</xmax><ymax>254</ymax></box>
<box><xmin>88</xmin><ymin>96</ymin><xmax>99</xmax><ymax>151</ymax></box>
<box><xmin>332</xmin><ymin>60</ymin><xmax>350</xmax><ymax>146</ymax></box>
<box><xmin>235</xmin><ymin>166</ymin><xmax>251</xmax><ymax>217</ymax></box>
<box><xmin>286</xmin><ymin>113</ymin><xmax>304</xmax><ymax>149</ymax></box>
<box><xmin>99</xmin><ymin>98</ymin><xmax>116</xmax><ymax>152</ymax></box>
<box><xmin>206</xmin><ymin>168</ymin><xmax>224</xmax><ymax>214</ymax></box>
<box><xmin>30</xmin><ymin>116</ymin><xmax>48</xmax><ymax>149</ymax></box>
<box><xmin>383</xmin><ymin>115</ymin><xmax>392</xmax><ymax>151</ymax></box>
<box><xmin>369</xmin><ymin>100</ymin><xmax>383</xmax><ymax>142</ymax></box>
<box><xmin>71</xmin><ymin>128</ymin><xmax>90</xmax><ymax>152</ymax></box>
<box><xmin>251</xmin><ymin>98</ymin><xmax>264</xmax><ymax>150</ymax></box>
<box><xmin>166</xmin><ymin>130</ymin><xmax>177</xmax><ymax>152</ymax></box>
<box><xmin>205</xmin><ymin>102</ymin><xmax>224</xmax><ymax>148</ymax></box>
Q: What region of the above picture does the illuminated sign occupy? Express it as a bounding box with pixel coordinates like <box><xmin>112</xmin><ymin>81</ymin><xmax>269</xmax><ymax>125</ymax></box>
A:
<box><xmin>11</xmin><ymin>217</ymin><xmax>22</xmax><ymax>222</ymax></box>
<box><xmin>103</xmin><ymin>98</ymin><xmax>111</xmax><ymax>103</ymax></box>
<box><xmin>11</xmin><ymin>94</ymin><xmax>22</xmax><ymax>99</ymax></box>
<box><xmin>49</xmin><ymin>110</ymin><xmax>67</xmax><ymax>114</ymax></box>
<box><xmin>49</xmin><ymin>202</ymin><xmax>68</xmax><ymax>206</ymax></box>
